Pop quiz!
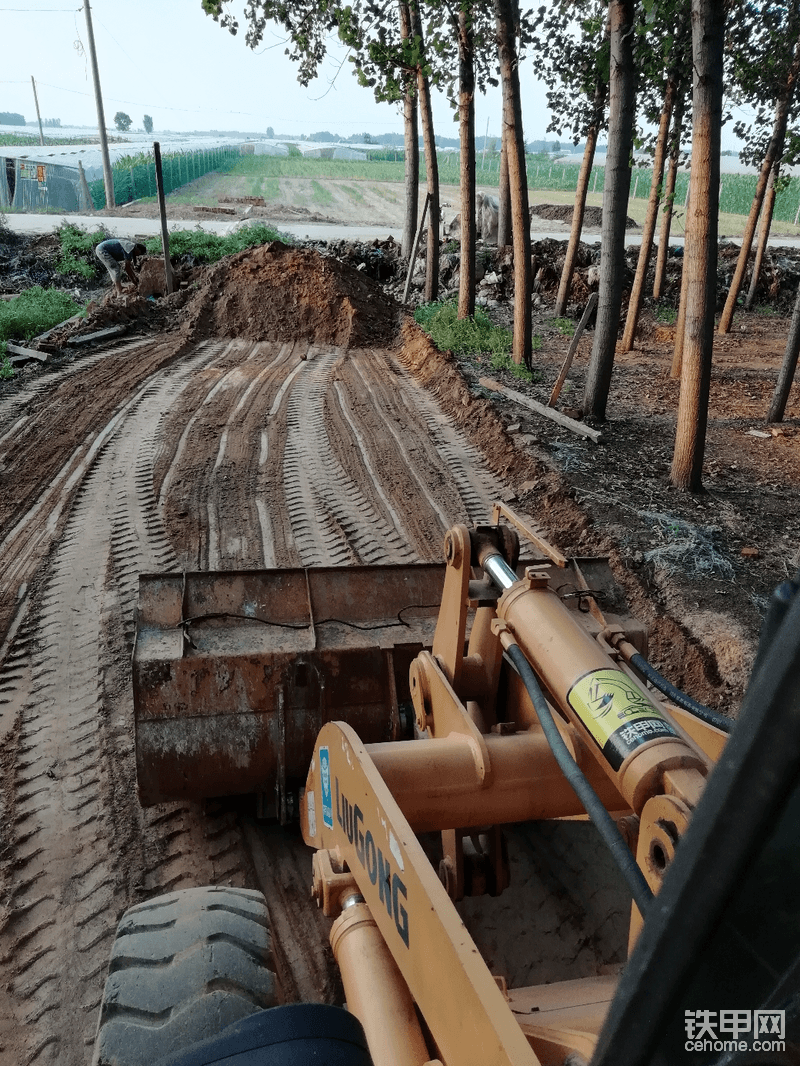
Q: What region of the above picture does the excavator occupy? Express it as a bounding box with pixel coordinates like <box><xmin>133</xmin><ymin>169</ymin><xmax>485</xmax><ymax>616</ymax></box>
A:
<box><xmin>93</xmin><ymin>505</ymin><xmax>800</xmax><ymax>1066</ymax></box>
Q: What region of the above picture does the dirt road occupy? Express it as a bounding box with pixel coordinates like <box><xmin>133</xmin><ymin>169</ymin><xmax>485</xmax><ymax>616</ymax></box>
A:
<box><xmin>0</xmin><ymin>325</ymin><xmax>514</xmax><ymax>1065</ymax></box>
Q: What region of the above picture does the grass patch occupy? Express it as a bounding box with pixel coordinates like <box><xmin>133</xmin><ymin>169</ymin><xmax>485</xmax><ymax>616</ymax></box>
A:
<box><xmin>490</xmin><ymin>337</ymin><xmax>543</xmax><ymax>381</ymax></box>
<box><xmin>56</xmin><ymin>223</ymin><xmax>108</xmax><ymax>279</ymax></box>
<box><xmin>654</xmin><ymin>303</ymin><xmax>678</xmax><ymax>324</ymax></box>
<box><xmin>311</xmin><ymin>180</ymin><xmax>334</xmax><ymax>206</ymax></box>
<box><xmin>341</xmin><ymin>184</ymin><xmax>365</xmax><ymax>204</ymax></box>
<box><xmin>415</xmin><ymin>299</ymin><xmax>540</xmax><ymax>381</ymax></box>
<box><xmin>145</xmin><ymin>222</ymin><xmax>288</xmax><ymax>264</ymax></box>
<box><xmin>551</xmin><ymin>316</ymin><xmax>575</xmax><ymax>336</ymax></box>
<box><xmin>0</xmin><ymin>346</ymin><xmax>13</xmax><ymax>379</ymax></box>
<box><xmin>0</xmin><ymin>286</ymin><xmax>85</xmax><ymax>345</ymax></box>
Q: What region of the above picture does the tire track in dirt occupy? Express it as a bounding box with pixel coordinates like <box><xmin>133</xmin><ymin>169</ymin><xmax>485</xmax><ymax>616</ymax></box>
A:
<box><xmin>0</xmin><ymin>325</ymin><xmax>517</xmax><ymax>1064</ymax></box>
<box><xmin>0</xmin><ymin>340</ymin><xmax>256</xmax><ymax>1066</ymax></box>
<box><xmin>283</xmin><ymin>346</ymin><xmax>417</xmax><ymax>567</ymax></box>
<box><xmin>150</xmin><ymin>339</ymin><xmax>508</xmax><ymax>571</ymax></box>
<box><xmin>0</xmin><ymin>338</ymin><xmax>180</xmax><ymax>645</ymax></box>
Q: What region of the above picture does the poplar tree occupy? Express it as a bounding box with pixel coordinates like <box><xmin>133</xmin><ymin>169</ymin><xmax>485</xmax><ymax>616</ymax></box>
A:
<box><xmin>718</xmin><ymin>3</ymin><xmax>800</xmax><ymax>333</ymax></box>
<box><xmin>532</xmin><ymin>0</ymin><xmax>610</xmax><ymax>318</ymax></box>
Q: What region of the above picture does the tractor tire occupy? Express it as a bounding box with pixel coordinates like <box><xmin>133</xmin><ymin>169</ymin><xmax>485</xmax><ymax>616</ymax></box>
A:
<box><xmin>92</xmin><ymin>886</ymin><xmax>278</xmax><ymax>1066</ymax></box>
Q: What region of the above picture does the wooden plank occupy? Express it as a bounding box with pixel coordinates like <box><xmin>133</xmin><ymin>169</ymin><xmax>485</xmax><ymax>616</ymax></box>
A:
<box><xmin>479</xmin><ymin>377</ymin><xmax>604</xmax><ymax>443</ymax></box>
<box><xmin>5</xmin><ymin>342</ymin><xmax>50</xmax><ymax>364</ymax></box>
<box><xmin>549</xmin><ymin>291</ymin><xmax>598</xmax><ymax>406</ymax></box>
<box><xmin>66</xmin><ymin>324</ymin><xmax>128</xmax><ymax>346</ymax></box>
<box><xmin>31</xmin><ymin>313</ymin><xmax>83</xmax><ymax>343</ymax></box>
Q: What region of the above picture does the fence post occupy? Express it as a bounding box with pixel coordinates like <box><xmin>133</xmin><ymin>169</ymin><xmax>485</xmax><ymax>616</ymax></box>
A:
<box><xmin>153</xmin><ymin>142</ymin><xmax>174</xmax><ymax>296</ymax></box>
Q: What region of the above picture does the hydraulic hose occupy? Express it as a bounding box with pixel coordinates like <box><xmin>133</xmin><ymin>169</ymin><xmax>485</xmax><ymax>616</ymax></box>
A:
<box><xmin>504</xmin><ymin>642</ymin><xmax>654</xmax><ymax>917</ymax></box>
<box><xmin>627</xmin><ymin>653</ymin><xmax>731</xmax><ymax>735</ymax></box>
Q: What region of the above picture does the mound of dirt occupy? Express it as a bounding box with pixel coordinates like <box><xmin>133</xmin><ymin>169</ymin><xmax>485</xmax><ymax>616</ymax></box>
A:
<box><xmin>182</xmin><ymin>241</ymin><xmax>402</xmax><ymax>348</ymax></box>
<box><xmin>531</xmin><ymin>203</ymin><xmax>639</xmax><ymax>229</ymax></box>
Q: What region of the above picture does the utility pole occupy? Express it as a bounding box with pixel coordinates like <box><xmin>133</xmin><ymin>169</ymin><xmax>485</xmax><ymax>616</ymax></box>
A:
<box><xmin>83</xmin><ymin>0</ymin><xmax>115</xmax><ymax>208</ymax></box>
<box><xmin>30</xmin><ymin>76</ymin><xmax>45</xmax><ymax>147</ymax></box>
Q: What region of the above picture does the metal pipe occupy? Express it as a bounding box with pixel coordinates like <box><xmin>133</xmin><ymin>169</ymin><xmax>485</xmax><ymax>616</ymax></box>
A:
<box><xmin>482</xmin><ymin>551</ymin><xmax>517</xmax><ymax>591</ymax></box>
<box><xmin>330</xmin><ymin>901</ymin><xmax>429</xmax><ymax>1066</ymax></box>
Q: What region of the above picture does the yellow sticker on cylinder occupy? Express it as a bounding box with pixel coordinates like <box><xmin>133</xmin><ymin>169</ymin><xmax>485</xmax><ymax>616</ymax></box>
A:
<box><xmin>567</xmin><ymin>668</ymin><xmax>677</xmax><ymax>770</ymax></box>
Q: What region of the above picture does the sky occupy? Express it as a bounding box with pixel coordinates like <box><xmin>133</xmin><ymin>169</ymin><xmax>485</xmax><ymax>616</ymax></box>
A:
<box><xmin>4</xmin><ymin>0</ymin><xmax>748</xmax><ymax>152</ymax></box>
<box><xmin>3</xmin><ymin>0</ymin><xmax>550</xmax><ymax>142</ymax></box>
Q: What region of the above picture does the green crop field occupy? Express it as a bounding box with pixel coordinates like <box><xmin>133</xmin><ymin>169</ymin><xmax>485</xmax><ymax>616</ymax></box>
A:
<box><xmin>220</xmin><ymin>153</ymin><xmax>800</xmax><ymax>228</ymax></box>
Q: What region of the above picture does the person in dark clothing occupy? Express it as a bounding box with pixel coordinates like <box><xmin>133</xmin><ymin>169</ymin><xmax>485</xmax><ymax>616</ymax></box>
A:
<box><xmin>95</xmin><ymin>238</ymin><xmax>147</xmax><ymax>294</ymax></box>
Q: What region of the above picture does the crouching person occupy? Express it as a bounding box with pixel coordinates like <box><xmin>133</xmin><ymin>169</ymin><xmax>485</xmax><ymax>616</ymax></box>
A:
<box><xmin>95</xmin><ymin>238</ymin><xmax>147</xmax><ymax>295</ymax></box>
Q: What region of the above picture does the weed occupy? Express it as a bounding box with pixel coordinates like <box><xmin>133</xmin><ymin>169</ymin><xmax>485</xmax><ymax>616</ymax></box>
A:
<box><xmin>640</xmin><ymin>511</ymin><xmax>734</xmax><ymax>578</ymax></box>
<box><xmin>754</xmin><ymin>304</ymin><xmax>777</xmax><ymax>317</ymax></box>
<box><xmin>0</xmin><ymin>286</ymin><xmax>85</xmax><ymax>344</ymax></box>
<box><xmin>145</xmin><ymin>222</ymin><xmax>288</xmax><ymax>264</ymax></box>
<box><xmin>415</xmin><ymin>299</ymin><xmax>511</xmax><ymax>359</ymax></box>
<box><xmin>0</xmin><ymin>344</ymin><xmax>13</xmax><ymax>379</ymax></box>
<box><xmin>442</xmin><ymin>240</ymin><xmax>459</xmax><ymax>255</ymax></box>
<box><xmin>655</xmin><ymin>303</ymin><xmax>678</xmax><ymax>324</ymax></box>
<box><xmin>311</xmin><ymin>180</ymin><xmax>334</xmax><ymax>206</ymax></box>
<box><xmin>56</xmin><ymin>223</ymin><xmax>107</xmax><ymax>278</ymax></box>
<box><xmin>414</xmin><ymin>299</ymin><xmax>543</xmax><ymax>379</ymax></box>
<box><xmin>551</xmin><ymin>317</ymin><xmax>575</xmax><ymax>336</ymax></box>
<box><xmin>341</xmin><ymin>184</ymin><xmax>365</xmax><ymax>204</ymax></box>
<box><xmin>490</xmin><ymin>350</ymin><xmax>541</xmax><ymax>382</ymax></box>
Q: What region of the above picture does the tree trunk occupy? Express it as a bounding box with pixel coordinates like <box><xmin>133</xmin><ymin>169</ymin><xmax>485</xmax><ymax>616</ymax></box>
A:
<box><xmin>411</xmin><ymin>0</ymin><xmax>440</xmax><ymax>301</ymax></box>
<box><xmin>745</xmin><ymin>165</ymin><xmax>777</xmax><ymax>310</ymax></box>
<box><xmin>457</xmin><ymin>7</ymin><xmax>476</xmax><ymax>319</ymax></box>
<box><xmin>497</xmin><ymin>131</ymin><xmax>511</xmax><ymax>246</ymax></box>
<box><xmin>620</xmin><ymin>75</ymin><xmax>678</xmax><ymax>351</ymax></box>
<box><xmin>718</xmin><ymin>38</ymin><xmax>800</xmax><ymax>334</ymax></box>
<box><xmin>495</xmin><ymin>0</ymin><xmax>532</xmax><ymax>366</ymax></box>
<box><xmin>399</xmin><ymin>0</ymin><xmax>419</xmax><ymax>263</ymax></box>
<box><xmin>670</xmin><ymin>0</ymin><xmax>725</xmax><ymax>491</ymax></box>
<box><xmin>670</xmin><ymin>245</ymin><xmax>690</xmax><ymax>379</ymax></box>
<box><xmin>554</xmin><ymin>124</ymin><xmax>600</xmax><ymax>317</ymax></box>
<box><xmin>583</xmin><ymin>0</ymin><xmax>636</xmax><ymax>420</ymax></box>
<box><xmin>767</xmin><ymin>279</ymin><xmax>800</xmax><ymax>422</ymax></box>
<box><xmin>653</xmin><ymin>91</ymin><xmax>685</xmax><ymax>300</ymax></box>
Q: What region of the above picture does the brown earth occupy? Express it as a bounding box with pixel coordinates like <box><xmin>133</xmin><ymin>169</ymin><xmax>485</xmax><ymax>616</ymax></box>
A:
<box><xmin>0</xmin><ymin>235</ymin><xmax>797</xmax><ymax>1065</ymax></box>
<box><xmin>530</xmin><ymin>202</ymin><xmax>638</xmax><ymax>229</ymax></box>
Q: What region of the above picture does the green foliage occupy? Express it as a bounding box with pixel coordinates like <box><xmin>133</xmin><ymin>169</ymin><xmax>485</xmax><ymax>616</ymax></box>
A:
<box><xmin>114</xmin><ymin>111</ymin><xmax>132</xmax><ymax>132</ymax></box>
<box><xmin>143</xmin><ymin>114</ymin><xmax>153</xmax><ymax>134</ymax></box>
<box><xmin>413</xmin><ymin>300</ymin><xmax>541</xmax><ymax>373</ymax></box>
<box><xmin>0</xmin><ymin>132</ymin><xmax>102</xmax><ymax>146</ymax></box>
<box><xmin>88</xmin><ymin>146</ymin><xmax>241</xmax><ymax>209</ymax></box>
<box><xmin>55</xmin><ymin>223</ymin><xmax>107</xmax><ymax>278</ymax></box>
<box><xmin>551</xmin><ymin>317</ymin><xmax>575</xmax><ymax>336</ymax></box>
<box><xmin>55</xmin><ymin>255</ymin><xmax>96</xmax><ymax>279</ymax></box>
<box><xmin>145</xmin><ymin>222</ymin><xmax>287</xmax><ymax>263</ymax></box>
<box><xmin>0</xmin><ymin>345</ymin><xmax>13</xmax><ymax>380</ymax></box>
<box><xmin>655</xmin><ymin>303</ymin><xmax>678</xmax><ymax>324</ymax></box>
<box><xmin>340</xmin><ymin>183</ymin><xmax>365</xmax><ymax>204</ymax></box>
<box><xmin>0</xmin><ymin>286</ymin><xmax>85</xmax><ymax>344</ymax></box>
<box><xmin>115</xmin><ymin>150</ymin><xmax>155</xmax><ymax>169</ymax></box>
<box><xmin>311</xmin><ymin>179</ymin><xmax>334</xmax><ymax>205</ymax></box>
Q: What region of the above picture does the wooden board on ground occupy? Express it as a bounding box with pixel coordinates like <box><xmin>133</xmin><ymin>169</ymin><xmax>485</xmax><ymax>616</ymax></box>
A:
<box><xmin>479</xmin><ymin>377</ymin><xmax>604</xmax><ymax>443</ymax></box>
<box><xmin>6</xmin><ymin>342</ymin><xmax>51</xmax><ymax>364</ymax></box>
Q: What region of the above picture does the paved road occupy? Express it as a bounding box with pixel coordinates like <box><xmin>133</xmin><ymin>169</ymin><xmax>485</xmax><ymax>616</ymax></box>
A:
<box><xmin>8</xmin><ymin>212</ymin><xmax>800</xmax><ymax>249</ymax></box>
